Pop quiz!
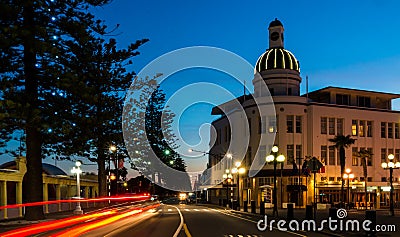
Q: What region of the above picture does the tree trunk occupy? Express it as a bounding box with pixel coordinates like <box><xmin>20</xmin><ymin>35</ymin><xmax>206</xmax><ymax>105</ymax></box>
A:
<box><xmin>23</xmin><ymin>0</ymin><xmax>45</xmax><ymax>221</ymax></box>
<box><xmin>340</xmin><ymin>147</ymin><xmax>345</xmax><ymax>206</ymax></box>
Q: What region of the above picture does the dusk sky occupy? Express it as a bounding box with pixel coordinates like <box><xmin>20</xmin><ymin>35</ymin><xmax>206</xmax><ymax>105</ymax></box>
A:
<box><xmin>3</xmin><ymin>0</ymin><xmax>400</xmax><ymax>177</ymax></box>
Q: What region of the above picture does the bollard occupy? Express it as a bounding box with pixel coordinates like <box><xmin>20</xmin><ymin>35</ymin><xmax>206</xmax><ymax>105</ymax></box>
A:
<box><xmin>365</xmin><ymin>210</ymin><xmax>376</xmax><ymax>237</ymax></box>
<box><xmin>305</xmin><ymin>204</ymin><xmax>313</xmax><ymax>220</ymax></box>
<box><xmin>251</xmin><ymin>200</ymin><xmax>256</xmax><ymax>214</ymax></box>
<box><xmin>287</xmin><ymin>203</ymin><xmax>294</xmax><ymax>221</ymax></box>
<box><xmin>260</xmin><ymin>201</ymin><xmax>265</xmax><ymax>216</ymax></box>
<box><xmin>243</xmin><ymin>200</ymin><xmax>248</xmax><ymax>212</ymax></box>
<box><xmin>329</xmin><ymin>207</ymin><xmax>337</xmax><ymax>220</ymax></box>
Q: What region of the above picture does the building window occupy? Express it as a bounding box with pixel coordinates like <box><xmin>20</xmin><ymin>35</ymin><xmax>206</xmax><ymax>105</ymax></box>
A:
<box><xmin>268</xmin><ymin>116</ymin><xmax>277</xmax><ymax>133</ymax></box>
<box><xmin>381</xmin><ymin>122</ymin><xmax>386</xmax><ymax>138</ymax></box>
<box><xmin>367</xmin><ymin>177</ymin><xmax>372</xmax><ymax>182</ymax></box>
<box><xmin>336</xmin><ymin>94</ymin><xmax>350</xmax><ymax>105</ymax></box>
<box><xmin>296</xmin><ymin>145</ymin><xmax>302</xmax><ymax>164</ymax></box>
<box><xmin>329</xmin><ymin>118</ymin><xmax>335</xmax><ymax>135</ymax></box>
<box><xmin>329</xmin><ymin>177</ymin><xmax>335</xmax><ymax>182</ymax></box>
<box><xmin>328</xmin><ymin>146</ymin><xmax>335</xmax><ymax>166</ymax></box>
<box><xmin>337</xmin><ymin>118</ymin><xmax>344</xmax><ymax>135</ymax></box>
<box><xmin>357</xmin><ymin>96</ymin><xmax>371</xmax><ymax>107</ymax></box>
<box><xmin>388</xmin><ymin>123</ymin><xmax>393</xmax><ymax>138</ymax></box>
<box><xmin>296</xmin><ymin>116</ymin><xmax>302</xmax><ymax>133</ymax></box>
<box><xmin>381</xmin><ymin>148</ymin><xmax>386</xmax><ymax>163</ymax></box>
<box><xmin>367</xmin><ymin>148</ymin><xmax>373</xmax><ymax>166</ymax></box>
<box><xmin>396</xmin><ymin>149</ymin><xmax>400</xmax><ymax>161</ymax></box>
<box><xmin>337</xmin><ymin>177</ymin><xmax>342</xmax><ymax>182</ymax></box>
<box><xmin>287</xmin><ymin>144</ymin><xmax>294</xmax><ymax>164</ymax></box>
<box><xmin>396</xmin><ymin>123</ymin><xmax>400</xmax><ymax>139</ymax></box>
<box><xmin>258</xmin><ymin>145</ymin><xmax>266</xmax><ymax>165</ymax></box>
<box><xmin>352</xmin><ymin>147</ymin><xmax>358</xmax><ymax>166</ymax></box>
<box><xmin>287</xmin><ymin>115</ymin><xmax>294</xmax><ymax>133</ymax></box>
<box><xmin>321</xmin><ymin>117</ymin><xmax>327</xmax><ymax>134</ymax></box>
<box><xmin>381</xmin><ymin>177</ymin><xmax>387</xmax><ymax>182</ymax></box>
<box><xmin>352</xmin><ymin>120</ymin><xmax>358</xmax><ymax>136</ymax></box>
<box><xmin>367</xmin><ymin>121</ymin><xmax>373</xmax><ymax>137</ymax></box>
<box><xmin>359</xmin><ymin>120</ymin><xmax>365</xmax><ymax>137</ymax></box>
<box><xmin>321</xmin><ymin>146</ymin><xmax>327</xmax><ymax>164</ymax></box>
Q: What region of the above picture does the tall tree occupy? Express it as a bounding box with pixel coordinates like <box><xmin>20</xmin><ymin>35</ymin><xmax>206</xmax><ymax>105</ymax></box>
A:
<box><xmin>329</xmin><ymin>135</ymin><xmax>356</xmax><ymax>206</ymax></box>
<box><xmin>124</xmin><ymin>78</ymin><xmax>190</xmax><ymax>191</ymax></box>
<box><xmin>0</xmin><ymin>0</ymin><xmax>146</xmax><ymax>219</ymax></box>
<box><xmin>357</xmin><ymin>149</ymin><xmax>372</xmax><ymax>209</ymax></box>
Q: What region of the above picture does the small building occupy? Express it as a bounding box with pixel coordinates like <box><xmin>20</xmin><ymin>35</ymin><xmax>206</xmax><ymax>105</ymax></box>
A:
<box><xmin>0</xmin><ymin>156</ymin><xmax>98</xmax><ymax>219</ymax></box>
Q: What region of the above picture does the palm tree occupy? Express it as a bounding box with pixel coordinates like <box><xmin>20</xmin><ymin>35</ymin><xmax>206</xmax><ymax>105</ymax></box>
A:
<box><xmin>329</xmin><ymin>135</ymin><xmax>356</xmax><ymax>206</ymax></box>
<box><xmin>357</xmin><ymin>149</ymin><xmax>373</xmax><ymax>209</ymax></box>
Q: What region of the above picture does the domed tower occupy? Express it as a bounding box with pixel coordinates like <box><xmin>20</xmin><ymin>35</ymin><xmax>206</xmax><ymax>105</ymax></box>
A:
<box><xmin>253</xmin><ymin>18</ymin><xmax>301</xmax><ymax>97</ymax></box>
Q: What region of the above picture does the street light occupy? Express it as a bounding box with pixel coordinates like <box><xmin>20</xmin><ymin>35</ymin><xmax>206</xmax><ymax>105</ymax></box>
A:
<box><xmin>266</xmin><ymin>145</ymin><xmax>285</xmax><ymax>217</ymax></box>
<box><xmin>71</xmin><ymin>160</ymin><xmax>83</xmax><ymax>215</ymax></box>
<box><xmin>231</xmin><ymin>161</ymin><xmax>246</xmax><ymax>210</ymax></box>
<box><xmin>381</xmin><ymin>153</ymin><xmax>400</xmax><ymax>216</ymax></box>
<box><xmin>223</xmin><ymin>170</ymin><xmax>233</xmax><ymax>209</ymax></box>
<box><xmin>343</xmin><ymin>168</ymin><xmax>354</xmax><ymax>209</ymax></box>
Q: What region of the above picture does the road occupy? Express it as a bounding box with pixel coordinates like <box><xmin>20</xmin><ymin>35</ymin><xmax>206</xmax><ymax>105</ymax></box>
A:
<box><xmin>1</xmin><ymin>201</ymin><xmax>334</xmax><ymax>237</ymax></box>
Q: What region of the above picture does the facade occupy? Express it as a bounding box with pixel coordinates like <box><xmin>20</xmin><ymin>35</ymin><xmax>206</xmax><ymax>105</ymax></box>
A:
<box><xmin>203</xmin><ymin>19</ymin><xmax>400</xmax><ymax>209</ymax></box>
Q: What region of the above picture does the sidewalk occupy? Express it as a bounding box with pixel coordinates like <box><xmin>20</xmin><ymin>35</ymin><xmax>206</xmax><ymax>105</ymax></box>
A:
<box><xmin>199</xmin><ymin>203</ymin><xmax>400</xmax><ymax>237</ymax></box>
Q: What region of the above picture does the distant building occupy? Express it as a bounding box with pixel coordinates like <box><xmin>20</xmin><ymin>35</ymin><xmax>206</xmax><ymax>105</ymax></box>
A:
<box><xmin>203</xmin><ymin>18</ymin><xmax>400</xmax><ymax>209</ymax></box>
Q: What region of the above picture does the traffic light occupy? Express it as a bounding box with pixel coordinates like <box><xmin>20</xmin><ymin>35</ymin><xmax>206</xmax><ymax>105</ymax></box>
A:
<box><xmin>164</xmin><ymin>149</ymin><xmax>171</xmax><ymax>155</ymax></box>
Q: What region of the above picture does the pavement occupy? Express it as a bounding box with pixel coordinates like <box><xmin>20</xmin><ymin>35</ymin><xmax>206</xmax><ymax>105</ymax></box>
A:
<box><xmin>202</xmin><ymin>204</ymin><xmax>400</xmax><ymax>237</ymax></box>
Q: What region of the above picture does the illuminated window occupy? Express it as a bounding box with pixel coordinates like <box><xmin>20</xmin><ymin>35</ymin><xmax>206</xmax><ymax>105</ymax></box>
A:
<box><xmin>359</xmin><ymin>120</ymin><xmax>365</xmax><ymax>137</ymax></box>
<box><xmin>352</xmin><ymin>120</ymin><xmax>358</xmax><ymax>136</ymax></box>
<box><xmin>321</xmin><ymin>117</ymin><xmax>327</xmax><ymax>134</ymax></box>
<box><xmin>352</xmin><ymin>147</ymin><xmax>358</xmax><ymax>166</ymax></box>
<box><xmin>321</xmin><ymin>146</ymin><xmax>327</xmax><ymax>164</ymax></box>
<box><xmin>287</xmin><ymin>144</ymin><xmax>294</xmax><ymax>164</ymax></box>
<box><xmin>268</xmin><ymin>115</ymin><xmax>277</xmax><ymax>133</ymax></box>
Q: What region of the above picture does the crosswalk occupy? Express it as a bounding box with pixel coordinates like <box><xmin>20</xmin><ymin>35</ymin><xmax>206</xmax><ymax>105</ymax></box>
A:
<box><xmin>158</xmin><ymin>208</ymin><xmax>216</xmax><ymax>213</ymax></box>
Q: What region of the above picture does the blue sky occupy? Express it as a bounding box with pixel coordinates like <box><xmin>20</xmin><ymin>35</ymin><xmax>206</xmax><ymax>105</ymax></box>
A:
<box><xmin>3</xmin><ymin>0</ymin><xmax>400</xmax><ymax>176</ymax></box>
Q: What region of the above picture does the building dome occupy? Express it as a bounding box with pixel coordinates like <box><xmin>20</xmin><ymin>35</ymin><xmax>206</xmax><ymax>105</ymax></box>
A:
<box><xmin>255</xmin><ymin>48</ymin><xmax>300</xmax><ymax>72</ymax></box>
<box><xmin>269</xmin><ymin>18</ymin><xmax>283</xmax><ymax>28</ymax></box>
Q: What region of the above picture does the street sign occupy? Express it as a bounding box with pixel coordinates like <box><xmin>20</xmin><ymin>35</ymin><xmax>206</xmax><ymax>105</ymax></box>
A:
<box><xmin>307</xmin><ymin>157</ymin><xmax>324</xmax><ymax>172</ymax></box>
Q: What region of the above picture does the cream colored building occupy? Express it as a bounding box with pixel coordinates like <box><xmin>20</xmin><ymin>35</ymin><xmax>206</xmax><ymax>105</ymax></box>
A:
<box><xmin>203</xmin><ymin>19</ymin><xmax>400</xmax><ymax>209</ymax></box>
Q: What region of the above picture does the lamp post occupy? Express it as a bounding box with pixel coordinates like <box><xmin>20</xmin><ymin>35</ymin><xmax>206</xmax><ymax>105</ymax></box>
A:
<box><xmin>381</xmin><ymin>153</ymin><xmax>400</xmax><ymax>216</ymax></box>
<box><xmin>71</xmin><ymin>160</ymin><xmax>83</xmax><ymax>215</ymax></box>
<box><xmin>343</xmin><ymin>168</ymin><xmax>354</xmax><ymax>209</ymax></box>
<box><xmin>232</xmin><ymin>161</ymin><xmax>246</xmax><ymax>210</ymax></box>
<box><xmin>109</xmin><ymin>145</ymin><xmax>117</xmax><ymax>197</ymax></box>
<box><xmin>266</xmin><ymin>145</ymin><xmax>286</xmax><ymax>217</ymax></box>
<box><xmin>223</xmin><ymin>169</ymin><xmax>233</xmax><ymax>209</ymax></box>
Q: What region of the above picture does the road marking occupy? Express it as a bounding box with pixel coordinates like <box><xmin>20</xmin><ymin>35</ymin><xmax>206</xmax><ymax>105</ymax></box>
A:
<box><xmin>168</xmin><ymin>209</ymin><xmax>172</xmax><ymax>212</ymax></box>
<box><xmin>167</xmin><ymin>205</ymin><xmax>184</xmax><ymax>237</ymax></box>
<box><xmin>185</xmin><ymin>209</ymin><xmax>190</xmax><ymax>211</ymax></box>
<box><xmin>183</xmin><ymin>223</ymin><xmax>193</xmax><ymax>237</ymax></box>
<box><xmin>193</xmin><ymin>209</ymin><xmax>199</xmax><ymax>211</ymax></box>
<box><xmin>214</xmin><ymin>209</ymin><xmax>306</xmax><ymax>237</ymax></box>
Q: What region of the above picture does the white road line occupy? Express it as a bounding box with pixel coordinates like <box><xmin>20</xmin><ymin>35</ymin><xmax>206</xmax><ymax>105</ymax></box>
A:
<box><xmin>185</xmin><ymin>209</ymin><xmax>190</xmax><ymax>211</ymax></box>
<box><xmin>193</xmin><ymin>209</ymin><xmax>199</xmax><ymax>211</ymax></box>
<box><xmin>213</xmin><ymin>209</ymin><xmax>306</xmax><ymax>237</ymax></box>
<box><xmin>167</xmin><ymin>205</ymin><xmax>184</xmax><ymax>237</ymax></box>
<box><xmin>167</xmin><ymin>209</ymin><xmax>172</xmax><ymax>212</ymax></box>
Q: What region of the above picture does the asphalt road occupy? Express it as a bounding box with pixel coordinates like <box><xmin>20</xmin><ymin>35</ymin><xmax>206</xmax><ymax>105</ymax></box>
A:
<box><xmin>78</xmin><ymin>203</ymin><xmax>309</xmax><ymax>237</ymax></box>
